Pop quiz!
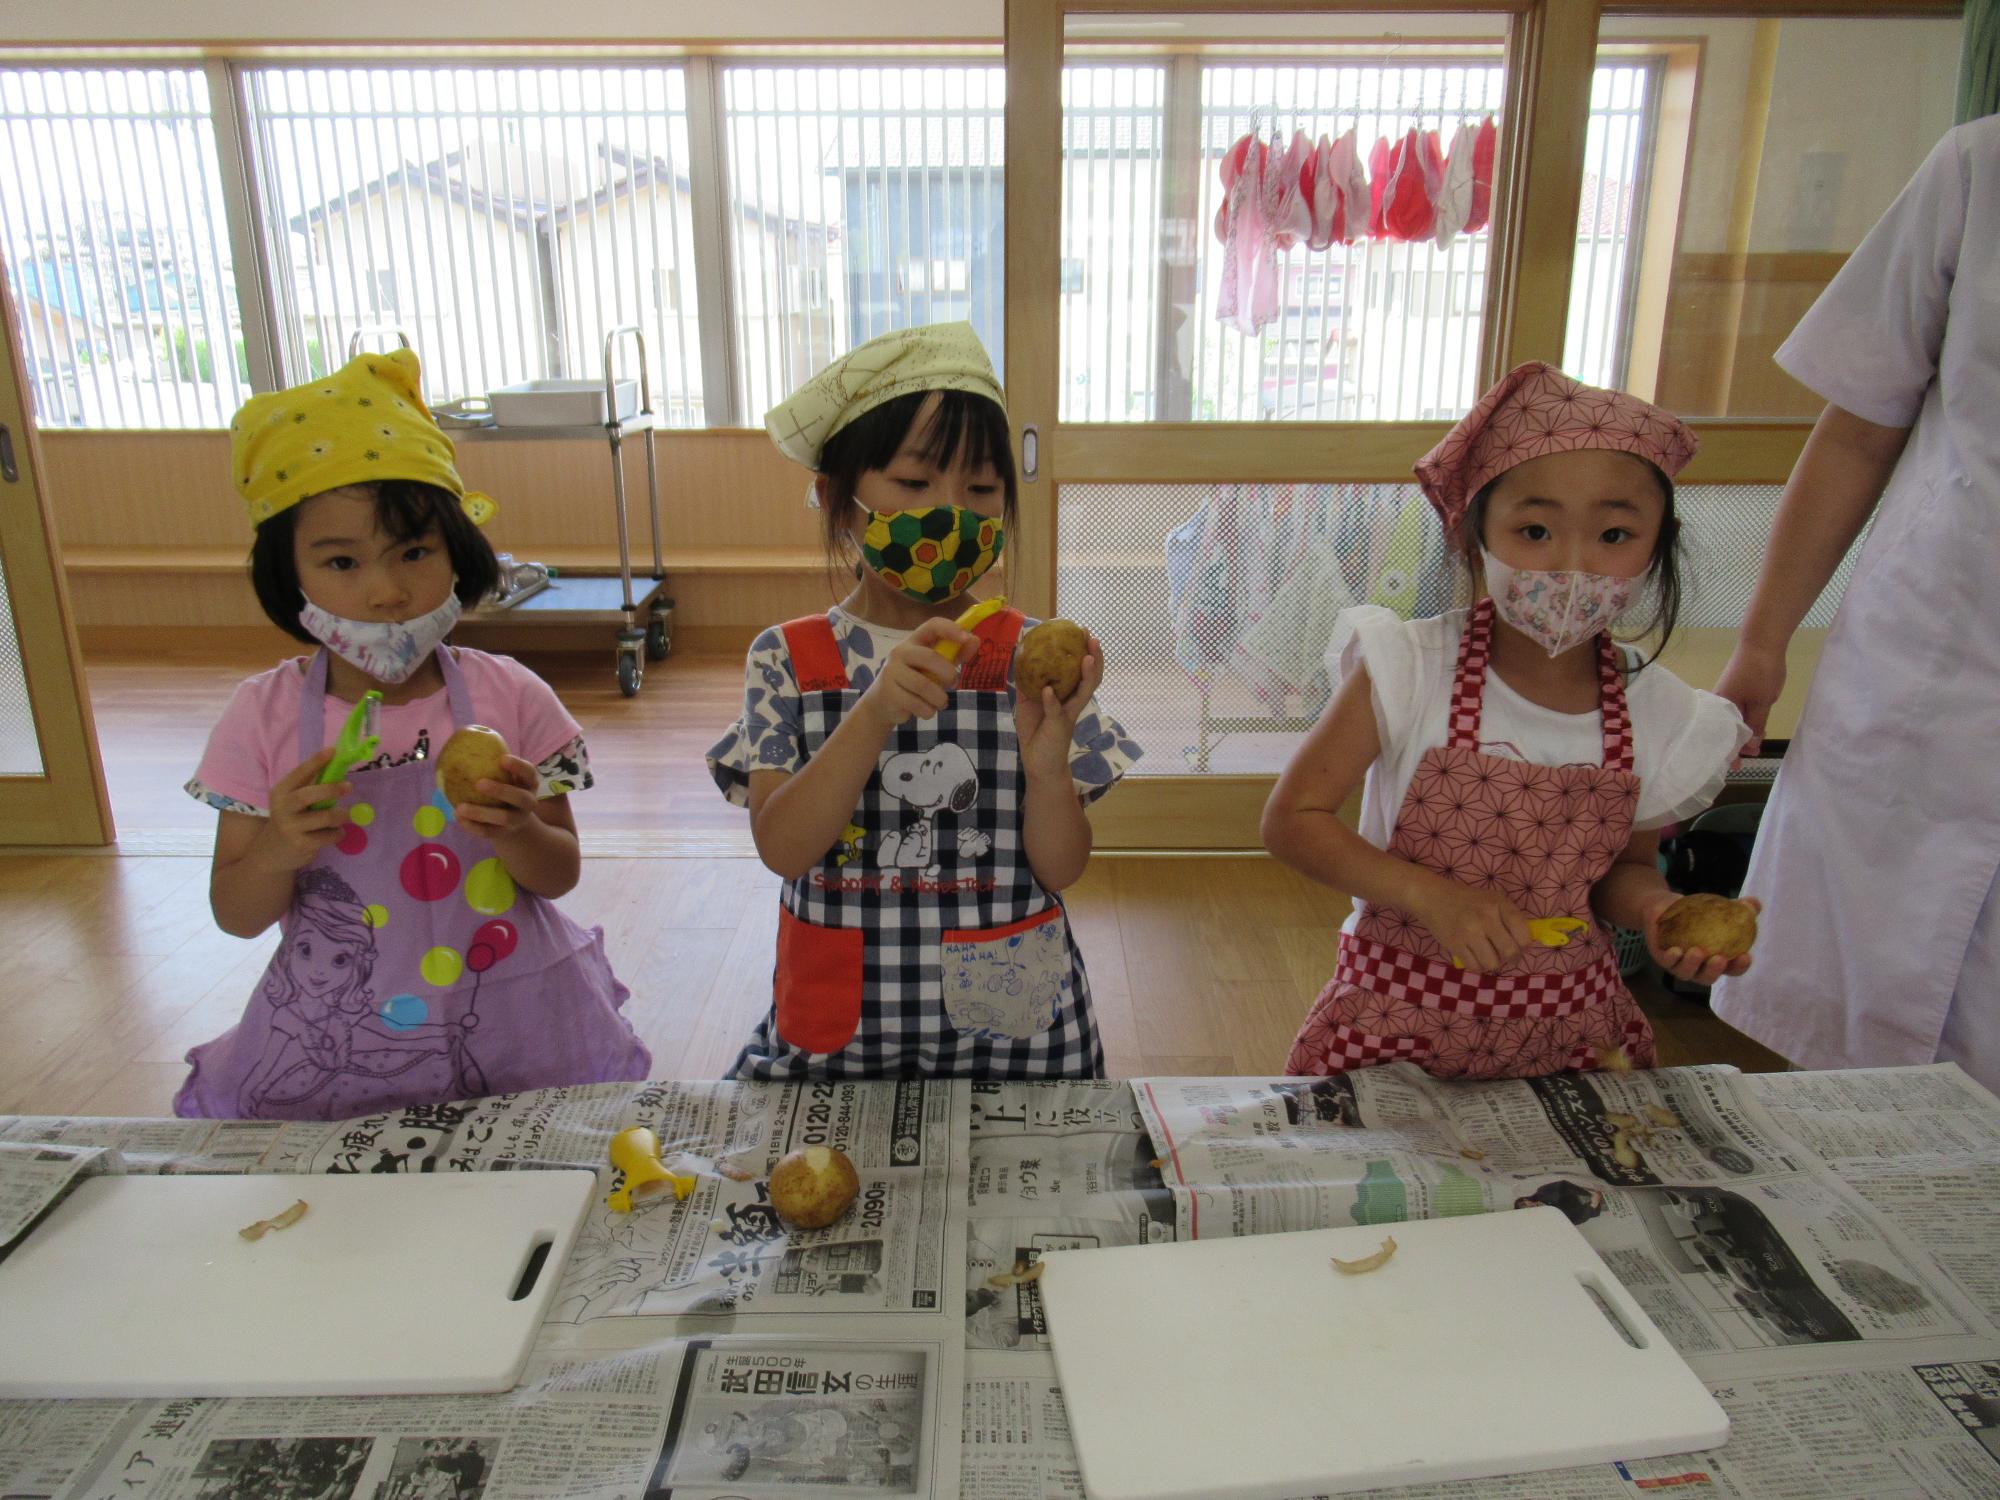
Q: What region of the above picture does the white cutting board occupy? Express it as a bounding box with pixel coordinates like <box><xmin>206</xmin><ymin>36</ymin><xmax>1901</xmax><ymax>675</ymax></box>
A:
<box><xmin>0</xmin><ymin>1170</ymin><xmax>594</xmax><ymax>1398</ymax></box>
<box><xmin>1039</xmin><ymin>1209</ymin><xmax>1727</xmax><ymax>1500</ymax></box>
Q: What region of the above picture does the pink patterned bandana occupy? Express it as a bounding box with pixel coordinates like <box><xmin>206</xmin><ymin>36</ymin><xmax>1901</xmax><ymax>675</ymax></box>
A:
<box><xmin>1415</xmin><ymin>361</ymin><xmax>1698</xmax><ymax>532</ymax></box>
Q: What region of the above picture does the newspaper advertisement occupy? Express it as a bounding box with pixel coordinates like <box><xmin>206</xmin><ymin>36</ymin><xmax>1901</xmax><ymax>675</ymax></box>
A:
<box><xmin>10</xmin><ymin>1334</ymin><xmax>959</xmax><ymax>1500</ymax></box>
<box><xmin>652</xmin><ymin>1340</ymin><xmax>939</xmax><ymax>1496</ymax></box>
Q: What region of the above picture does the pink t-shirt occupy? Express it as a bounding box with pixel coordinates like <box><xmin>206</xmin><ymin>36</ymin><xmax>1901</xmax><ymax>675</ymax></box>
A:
<box><xmin>187</xmin><ymin>647</ymin><xmax>590</xmax><ymax>816</ymax></box>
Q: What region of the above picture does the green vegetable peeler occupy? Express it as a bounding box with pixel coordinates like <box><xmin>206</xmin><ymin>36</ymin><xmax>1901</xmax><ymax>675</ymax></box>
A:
<box><xmin>312</xmin><ymin>691</ymin><xmax>382</xmax><ymax>810</ymax></box>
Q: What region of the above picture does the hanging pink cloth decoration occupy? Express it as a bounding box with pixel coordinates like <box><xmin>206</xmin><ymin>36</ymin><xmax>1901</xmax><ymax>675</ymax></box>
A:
<box><xmin>1213</xmin><ymin>131</ymin><xmax>1265</xmax><ymax>243</ymax></box>
<box><xmin>1268</xmin><ymin>130</ymin><xmax>1313</xmax><ymax>251</ymax></box>
<box><xmin>1302</xmin><ymin>128</ymin><xmax>1369</xmax><ymax>248</ymax></box>
<box><xmin>1379</xmin><ymin>127</ymin><xmax>1443</xmax><ymax>242</ymax></box>
<box><xmin>1464</xmin><ymin>116</ymin><xmax>1498</xmax><ymax>234</ymax></box>
<box><xmin>1435</xmin><ymin>120</ymin><xmax>1478</xmax><ymax>248</ymax></box>
<box><xmin>1297</xmin><ymin>135</ymin><xmax>1336</xmax><ymax>251</ymax></box>
<box><xmin>1215</xmin><ymin>131</ymin><xmax>1280</xmax><ymax>334</ymax></box>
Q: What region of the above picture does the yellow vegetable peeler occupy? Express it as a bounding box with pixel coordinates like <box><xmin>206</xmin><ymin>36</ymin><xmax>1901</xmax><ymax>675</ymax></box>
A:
<box><xmin>606</xmin><ymin>1127</ymin><xmax>696</xmax><ymax>1212</ymax></box>
<box><xmin>1452</xmin><ymin>916</ymin><xmax>1591</xmax><ymax>969</ymax></box>
<box><xmin>934</xmin><ymin>595</ymin><xmax>1007</xmax><ymax>664</ymax></box>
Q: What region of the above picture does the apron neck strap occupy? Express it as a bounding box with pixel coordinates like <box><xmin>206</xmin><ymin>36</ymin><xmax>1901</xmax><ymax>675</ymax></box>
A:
<box><xmin>1450</xmin><ymin>597</ymin><xmax>1634</xmax><ymax>772</ymax></box>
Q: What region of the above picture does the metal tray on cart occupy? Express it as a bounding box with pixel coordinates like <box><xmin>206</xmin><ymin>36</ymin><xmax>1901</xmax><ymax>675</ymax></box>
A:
<box><xmin>457</xmin><ymin>326</ymin><xmax>673</xmax><ymax>696</ymax></box>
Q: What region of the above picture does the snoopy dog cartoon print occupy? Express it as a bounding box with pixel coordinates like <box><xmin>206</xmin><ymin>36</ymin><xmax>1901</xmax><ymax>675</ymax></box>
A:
<box><xmin>877</xmin><ymin>742</ymin><xmax>992</xmax><ymax>875</ymax></box>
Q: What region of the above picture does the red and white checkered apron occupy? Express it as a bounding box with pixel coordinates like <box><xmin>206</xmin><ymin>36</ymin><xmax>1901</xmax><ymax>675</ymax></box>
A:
<box><xmin>1286</xmin><ymin>598</ymin><xmax>1656</xmax><ymax>1080</ymax></box>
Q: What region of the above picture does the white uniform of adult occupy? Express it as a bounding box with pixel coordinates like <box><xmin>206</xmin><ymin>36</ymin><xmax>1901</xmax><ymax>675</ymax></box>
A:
<box><xmin>1712</xmin><ymin>118</ymin><xmax>2000</xmax><ymax>1092</ymax></box>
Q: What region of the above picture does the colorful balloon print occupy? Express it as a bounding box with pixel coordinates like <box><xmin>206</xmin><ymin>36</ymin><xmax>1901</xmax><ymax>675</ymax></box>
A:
<box><xmin>419</xmin><ymin>945</ymin><xmax>465</xmax><ymax>987</ymax></box>
<box><xmin>400</xmin><ymin>843</ymin><xmax>460</xmax><ymax>902</ymax></box>
<box><xmin>464</xmin><ymin>857</ymin><xmax>517</xmax><ymax>916</ymax></box>
<box><xmin>472</xmin><ymin>918</ymin><xmax>519</xmax><ymax>961</ymax></box>
<box><xmin>380</xmin><ymin>993</ymin><xmax>427</xmax><ymax>1030</ymax></box>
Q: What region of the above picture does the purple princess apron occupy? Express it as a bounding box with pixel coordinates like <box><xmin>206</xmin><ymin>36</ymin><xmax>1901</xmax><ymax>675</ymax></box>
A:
<box><xmin>177</xmin><ymin>647</ymin><xmax>649</xmax><ymax>1120</ymax></box>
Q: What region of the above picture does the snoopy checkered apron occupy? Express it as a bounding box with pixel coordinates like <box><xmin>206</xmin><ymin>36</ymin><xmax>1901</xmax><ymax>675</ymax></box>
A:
<box><xmin>1286</xmin><ymin>597</ymin><xmax>1656</xmax><ymax>1080</ymax></box>
<box><xmin>731</xmin><ymin>608</ymin><xmax>1105</xmax><ymax>1080</ymax></box>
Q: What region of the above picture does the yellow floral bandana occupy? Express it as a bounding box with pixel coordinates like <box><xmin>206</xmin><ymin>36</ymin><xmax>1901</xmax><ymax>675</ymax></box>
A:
<box><xmin>230</xmin><ymin>349</ymin><xmax>497</xmax><ymax>530</ymax></box>
<box><xmin>763</xmin><ymin>321</ymin><xmax>1005</xmax><ymax>469</ymax></box>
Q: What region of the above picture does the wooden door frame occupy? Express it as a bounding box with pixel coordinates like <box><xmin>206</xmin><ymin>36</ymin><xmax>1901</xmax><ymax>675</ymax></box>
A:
<box><xmin>0</xmin><ymin>251</ymin><xmax>113</xmax><ymax>846</ymax></box>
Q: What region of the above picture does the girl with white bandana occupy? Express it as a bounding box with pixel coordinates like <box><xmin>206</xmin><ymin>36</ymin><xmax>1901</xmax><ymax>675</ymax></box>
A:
<box><xmin>707</xmin><ymin>323</ymin><xmax>1141</xmax><ymax>1079</ymax></box>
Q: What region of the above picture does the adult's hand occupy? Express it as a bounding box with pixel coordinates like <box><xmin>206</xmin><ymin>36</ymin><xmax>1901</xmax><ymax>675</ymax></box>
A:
<box><xmin>1713</xmin><ymin>643</ymin><xmax>1787</xmax><ymax>756</ymax></box>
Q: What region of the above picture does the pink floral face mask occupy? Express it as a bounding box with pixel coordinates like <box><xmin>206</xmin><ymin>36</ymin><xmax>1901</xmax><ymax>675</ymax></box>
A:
<box><xmin>1480</xmin><ymin>549</ymin><xmax>1640</xmax><ymax>657</ymax></box>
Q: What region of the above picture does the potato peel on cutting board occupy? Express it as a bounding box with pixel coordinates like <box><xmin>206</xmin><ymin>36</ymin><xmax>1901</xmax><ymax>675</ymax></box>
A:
<box><xmin>239</xmin><ymin>1199</ymin><xmax>308</xmax><ymax>1241</ymax></box>
<box><xmin>1330</xmin><ymin>1237</ymin><xmax>1397</xmax><ymax>1275</ymax></box>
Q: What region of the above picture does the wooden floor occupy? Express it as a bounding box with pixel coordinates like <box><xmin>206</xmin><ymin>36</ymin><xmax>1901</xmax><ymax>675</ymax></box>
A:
<box><xmin>0</xmin><ymin>638</ymin><xmax>1784</xmax><ymax>1118</ymax></box>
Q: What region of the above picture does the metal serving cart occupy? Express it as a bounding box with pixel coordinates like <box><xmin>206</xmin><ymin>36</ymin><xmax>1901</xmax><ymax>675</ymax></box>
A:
<box><xmin>453</xmin><ymin>325</ymin><xmax>673</xmax><ymax>696</ymax></box>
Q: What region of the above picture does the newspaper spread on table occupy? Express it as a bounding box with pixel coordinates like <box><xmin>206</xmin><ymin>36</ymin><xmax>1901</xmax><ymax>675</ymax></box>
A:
<box><xmin>2</xmin><ymin>1062</ymin><xmax>1997</xmax><ymax>1500</ymax></box>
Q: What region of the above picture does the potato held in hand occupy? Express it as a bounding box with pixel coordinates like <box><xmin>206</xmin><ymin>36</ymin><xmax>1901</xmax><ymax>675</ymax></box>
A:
<box><xmin>1656</xmin><ymin>893</ymin><xmax>1759</xmax><ymax>959</ymax></box>
<box><xmin>768</xmin><ymin>1145</ymin><xmax>860</xmax><ymax>1229</ymax></box>
<box><xmin>436</xmin><ymin>725</ymin><xmax>511</xmax><ymax>808</ymax></box>
<box><xmin>1017</xmin><ymin>619</ymin><xmax>1090</xmax><ymax>702</ymax></box>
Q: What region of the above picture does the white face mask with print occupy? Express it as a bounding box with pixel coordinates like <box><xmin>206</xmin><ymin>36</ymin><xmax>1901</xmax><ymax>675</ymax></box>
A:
<box><xmin>299</xmin><ymin>589</ymin><xmax>464</xmax><ymax>684</ymax></box>
<box><xmin>1480</xmin><ymin>549</ymin><xmax>1640</xmax><ymax>658</ymax></box>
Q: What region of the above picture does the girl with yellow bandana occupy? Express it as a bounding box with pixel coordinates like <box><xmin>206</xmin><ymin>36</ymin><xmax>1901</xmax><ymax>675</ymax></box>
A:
<box><xmin>176</xmin><ymin>350</ymin><xmax>649</xmax><ymax>1119</ymax></box>
<box><xmin>707</xmin><ymin>322</ymin><xmax>1142</xmax><ymax>1079</ymax></box>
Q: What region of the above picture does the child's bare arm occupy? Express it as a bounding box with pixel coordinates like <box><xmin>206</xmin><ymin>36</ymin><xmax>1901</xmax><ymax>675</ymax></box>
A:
<box><xmin>210</xmin><ymin>749</ymin><xmax>346</xmax><ymax>938</ymax></box>
<box><xmin>1018</xmin><ymin>642</ymin><xmax>1102</xmax><ymax>892</ymax></box>
<box><xmin>1594</xmin><ymin>827</ymin><xmax>1757</xmax><ymax>986</ymax></box>
<box><xmin>1262</xmin><ymin>665</ymin><xmax>1533</xmax><ymax>972</ymax></box>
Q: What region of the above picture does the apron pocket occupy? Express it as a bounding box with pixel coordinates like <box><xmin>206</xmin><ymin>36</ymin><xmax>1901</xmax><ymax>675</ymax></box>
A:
<box><xmin>941</xmin><ymin>906</ymin><xmax>1072</xmax><ymax>1040</ymax></box>
<box><xmin>775</xmin><ymin>907</ymin><xmax>865</xmax><ymax>1055</ymax></box>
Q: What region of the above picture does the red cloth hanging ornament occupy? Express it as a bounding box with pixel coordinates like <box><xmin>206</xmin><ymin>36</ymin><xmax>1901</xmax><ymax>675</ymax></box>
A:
<box><xmin>1299</xmin><ymin>135</ymin><xmax>1335</xmax><ymax>251</ymax></box>
<box><xmin>1367</xmin><ymin>135</ymin><xmax>1393</xmax><ymax>237</ymax></box>
<box><xmin>1328</xmin><ymin>128</ymin><xmax>1368</xmax><ymax>245</ymax></box>
<box><xmin>1465</xmin><ymin>115</ymin><xmax>1498</xmax><ymax>234</ymax></box>
<box><xmin>1379</xmin><ymin>127</ymin><xmax>1443</xmax><ymax>242</ymax></box>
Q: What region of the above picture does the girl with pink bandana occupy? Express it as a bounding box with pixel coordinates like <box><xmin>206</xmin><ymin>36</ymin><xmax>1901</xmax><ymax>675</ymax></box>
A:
<box><xmin>1267</xmin><ymin>362</ymin><xmax>1755</xmax><ymax>1080</ymax></box>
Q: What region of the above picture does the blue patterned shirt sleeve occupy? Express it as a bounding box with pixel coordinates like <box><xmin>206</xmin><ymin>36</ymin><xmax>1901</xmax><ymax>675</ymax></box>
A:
<box><xmin>1066</xmin><ymin>699</ymin><xmax>1144</xmax><ymax>805</ymax></box>
<box><xmin>706</xmin><ymin>626</ymin><xmax>808</xmax><ymax>807</ymax></box>
<box><xmin>1013</xmin><ymin>615</ymin><xmax>1144</xmax><ymax>804</ymax></box>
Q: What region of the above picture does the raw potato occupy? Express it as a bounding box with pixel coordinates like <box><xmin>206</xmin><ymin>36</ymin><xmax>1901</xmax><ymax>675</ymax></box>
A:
<box><xmin>768</xmin><ymin>1144</ymin><xmax>861</xmax><ymax>1229</ymax></box>
<box><xmin>1330</xmin><ymin>1237</ymin><xmax>1398</xmax><ymax>1275</ymax></box>
<box><xmin>436</xmin><ymin>725</ymin><xmax>511</xmax><ymax>808</ymax></box>
<box><xmin>1017</xmin><ymin>619</ymin><xmax>1090</xmax><ymax>702</ymax></box>
<box><xmin>1655</xmin><ymin>893</ymin><xmax>1759</xmax><ymax>960</ymax></box>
